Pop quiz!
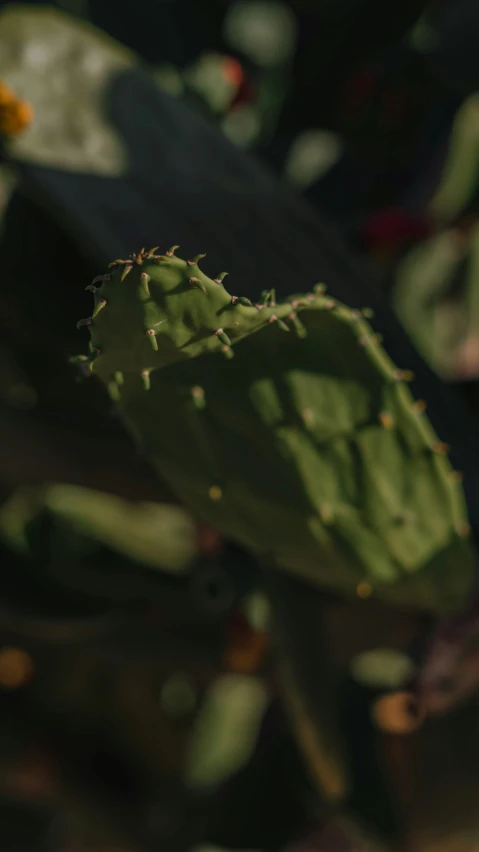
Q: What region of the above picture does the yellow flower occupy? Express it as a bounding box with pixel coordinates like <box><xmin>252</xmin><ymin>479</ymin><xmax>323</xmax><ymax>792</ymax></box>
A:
<box><xmin>0</xmin><ymin>80</ymin><xmax>34</xmax><ymax>137</ymax></box>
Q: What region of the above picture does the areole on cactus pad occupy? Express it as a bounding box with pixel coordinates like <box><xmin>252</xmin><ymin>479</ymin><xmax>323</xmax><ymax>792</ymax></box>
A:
<box><xmin>73</xmin><ymin>246</ymin><xmax>475</xmax><ymax>614</ymax></box>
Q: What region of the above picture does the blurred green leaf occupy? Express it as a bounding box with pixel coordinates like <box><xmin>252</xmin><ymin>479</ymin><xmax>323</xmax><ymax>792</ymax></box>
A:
<box><xmin>0</xmin><ymin>482</ymin><xmax>198</xmax><ymax>574</ymax></box>
<box><xmin>429</xmin><ymin>94</ymin><xmax>479</xmax><ymax>225</ymax></box>
<box><xmin>185</xmin><ymin>674</ymin><xmax>268</xmax><ymax>790</ymax></box>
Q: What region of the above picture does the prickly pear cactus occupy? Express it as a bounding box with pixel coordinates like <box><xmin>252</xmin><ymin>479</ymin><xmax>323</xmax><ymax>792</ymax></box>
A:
<box><xmin>74</xmin><ymin>246</ymin><xmax>475</xmax><ymax>613</ymax></box>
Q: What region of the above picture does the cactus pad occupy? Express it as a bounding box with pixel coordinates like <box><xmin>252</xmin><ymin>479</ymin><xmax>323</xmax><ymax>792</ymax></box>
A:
<box><xmin>75</xmin><ymin>247</ymin><xmax>475</xmax><ymax>613</ymax></box>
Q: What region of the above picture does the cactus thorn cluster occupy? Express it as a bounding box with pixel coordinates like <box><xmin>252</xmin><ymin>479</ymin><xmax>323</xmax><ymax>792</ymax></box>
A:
<box><xmin>74</xmin><ymin>245</ymin><xmax>328</xmax><ymax>383</ymax></box>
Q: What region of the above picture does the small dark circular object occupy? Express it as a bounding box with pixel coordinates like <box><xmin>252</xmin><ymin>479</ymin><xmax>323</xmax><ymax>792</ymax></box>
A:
<box><xmin>190</xmin><ymin>564</ymin><xmax>237</xmax><ymax>615</ymax></box>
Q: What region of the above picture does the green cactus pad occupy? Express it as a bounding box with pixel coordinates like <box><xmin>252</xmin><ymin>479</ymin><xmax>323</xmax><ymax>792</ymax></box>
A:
<box><xmin>76</xmin><ymin>247</ymin><xmax>475</xmax><ymax>613</ymax></box>
<box><xmin>81</xmin><ymin>246</ymin><xmax>314</xmax><ymax>379</ymax></box>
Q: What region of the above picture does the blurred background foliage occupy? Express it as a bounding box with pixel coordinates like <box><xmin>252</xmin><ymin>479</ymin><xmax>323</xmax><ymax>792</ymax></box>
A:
<box><xmin>3</xmin><ymin>0</ymin><xmax>479</xmax><ymax>850</ymax></box>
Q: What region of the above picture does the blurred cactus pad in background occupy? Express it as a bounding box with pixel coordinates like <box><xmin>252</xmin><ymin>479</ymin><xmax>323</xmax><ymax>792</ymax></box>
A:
<box><xmin>392</xmin><ymin>93</ymin><xmax>479</xmax><ymax>383</ymax></box>
<box><xmin>0</xmin><ymin>4</ymin><xmax>133</xmax><ymax>174</ymax></box>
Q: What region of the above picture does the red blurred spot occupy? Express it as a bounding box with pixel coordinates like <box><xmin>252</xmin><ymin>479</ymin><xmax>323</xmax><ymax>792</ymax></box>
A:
<box><xmin>196</xmin><ymin>524</ymin><xmax>224</xmax><ymax>557</ymax></box>
<box><xmin>362</xmin><ymin>207</ymin><xmax>430</xmax><ymax>251</ymax></box>
<box><xmin>220</xmin><ymin>58</ymin><xmax>255</xmax><ymax>110</ymax></box>
<box><xmin>340</xmin><ymin>70</ymin><xmax>377</xmax><ymax>116</ymax></box>
<box><xmin>221</xmin><ymin>57</ymin><xmax>244</xmax><ymax>88</ymax></box>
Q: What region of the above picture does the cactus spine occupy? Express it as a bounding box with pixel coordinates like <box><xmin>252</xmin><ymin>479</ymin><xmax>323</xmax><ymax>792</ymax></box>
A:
<box><xmin>74</xmin><ymin>246</ymin><xmax>475</xmax><ymax>613</ymax></box>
